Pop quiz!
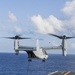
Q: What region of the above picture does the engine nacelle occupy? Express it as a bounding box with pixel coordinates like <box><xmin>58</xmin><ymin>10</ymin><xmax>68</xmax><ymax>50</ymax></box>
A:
<box><xmin>62</xmin><ymin>39</ymin><xmax>67</xmax><ymax>56</ymax></box>
<box><xmin>14</xmin><ymin>39</ymin><xmax>19</xmax><ymax>55</ymax></box>
<box><xmin>14</xmin><ymin>39</ymin><xmax>19</xmax><ymax>50</ymax></box>
<box><xmin>62</xmin><ymin>48</ymin><xmax>67</xmax><ymax>56</ymax></box>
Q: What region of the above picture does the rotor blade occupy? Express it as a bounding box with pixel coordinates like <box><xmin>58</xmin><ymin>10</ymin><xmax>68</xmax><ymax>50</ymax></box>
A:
<box><xmin>66</xmin><ymin>37</ymin><xmax>75</xmax><ymax>39</ymax></box>
<box><xmin>3</xmin><ymin>37</ymin><xmax>15</xmax><ymax>39</ymax></box>
<box><xmin>18</xmin><ymin>37</ymin><xmax>31</xmax><ymax>39</ymax></box>
<box><xmin>48</xmin><ymin>33</ymin><xmax>75</xmax><ymax>40</ymax></box>
<box><xmin>3</xmin><ymin>37</ymin><xmax>31</xmax><ymax>39</ymax></box>
<box><xmin>48</xmin><ymin>33</ymin><xmax>63</xmax><ymax>39</ymax></box>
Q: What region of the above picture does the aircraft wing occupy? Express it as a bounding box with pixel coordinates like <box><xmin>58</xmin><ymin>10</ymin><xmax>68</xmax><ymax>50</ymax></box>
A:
<box><xmin>18</xmin><ymin>46</ymin><xmax>36</xmax><ymax>51</ymax></box>
<box><xmin>42</xmin><ymin>45</ymin><xmax>62</xmax><ymax>50</ymax></box>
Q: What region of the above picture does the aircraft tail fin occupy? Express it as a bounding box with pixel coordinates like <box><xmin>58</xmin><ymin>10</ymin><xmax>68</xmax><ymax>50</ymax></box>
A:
<box><xmin>36</xmin><ymin>39</ymin><xmax>40</xmax><ymax>51</ymax></box>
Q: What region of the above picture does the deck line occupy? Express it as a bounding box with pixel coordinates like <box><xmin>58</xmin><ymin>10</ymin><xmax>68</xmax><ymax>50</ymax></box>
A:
<box><xmin>48</xmin><ymin>71</ymin><xmax>58</xmax><ymax>75</ymax></box>
<box><xmin>64</xmin><ymin>71</ymin><xmax>70</xmax><ymax>75</ymax></box>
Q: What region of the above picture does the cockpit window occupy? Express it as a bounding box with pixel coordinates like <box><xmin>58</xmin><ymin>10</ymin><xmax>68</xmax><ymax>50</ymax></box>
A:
<box><xmin>42</xmin><ymin>50</ymin><xmax>48</xmax><ymax>55</ymax></box>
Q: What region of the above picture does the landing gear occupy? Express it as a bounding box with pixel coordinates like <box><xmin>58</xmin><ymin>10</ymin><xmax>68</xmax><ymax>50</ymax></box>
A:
<box><xmin>28</xmin><ymin>59</ymin><xmax>32</xmax><ymax>62</ymax></box>
<box><xmin>42</xmin><ymin>58</ymin><xmax>45</xmax><ymax>62</ymax></box>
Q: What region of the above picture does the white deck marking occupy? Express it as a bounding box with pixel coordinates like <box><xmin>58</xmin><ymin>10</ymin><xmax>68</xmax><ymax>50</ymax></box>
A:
<box><xmin>48</xmin><ymin>71</ymin><xmax>58</xmax><ymax>75</ymax></box>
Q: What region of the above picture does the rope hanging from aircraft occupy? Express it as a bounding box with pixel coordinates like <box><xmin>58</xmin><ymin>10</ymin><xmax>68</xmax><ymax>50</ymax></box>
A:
<box><xmin>27</xmin><ymin>61</ymin><xmax>30</xmax><ymax>75</ymax></box>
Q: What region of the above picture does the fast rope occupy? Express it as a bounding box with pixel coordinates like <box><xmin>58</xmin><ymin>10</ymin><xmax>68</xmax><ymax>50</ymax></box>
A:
<box><xmin>27</xmin><ymin>61</ymin><xmax>30</xmax><ymax>75</ymax></box>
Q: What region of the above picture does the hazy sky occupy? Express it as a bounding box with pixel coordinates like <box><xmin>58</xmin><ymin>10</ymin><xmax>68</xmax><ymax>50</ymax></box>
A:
<box><xmin>0</xmin><ymin>0</ymin><xmax>75</xmax><ymax>55</ymax></box>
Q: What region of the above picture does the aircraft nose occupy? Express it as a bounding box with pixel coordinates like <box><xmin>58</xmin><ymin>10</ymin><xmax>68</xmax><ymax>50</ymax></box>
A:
<box><xmin>45</xmin><ymin>55</ymin><xmax>48</xmax><ymax>59</ymax></box>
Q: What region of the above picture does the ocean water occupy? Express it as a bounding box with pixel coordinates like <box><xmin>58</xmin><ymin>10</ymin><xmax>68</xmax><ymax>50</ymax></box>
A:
<box><xmin>0</xmin><ymin>53</ymin><xmax>75</xmax><ymax>75</ymax></box>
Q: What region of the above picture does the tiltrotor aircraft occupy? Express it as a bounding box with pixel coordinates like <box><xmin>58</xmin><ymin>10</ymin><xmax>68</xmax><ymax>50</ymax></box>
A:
<box><xmin>4</xmin><ymin>34</ymin><xmax>75</xmax><ymax>62</ymax></box>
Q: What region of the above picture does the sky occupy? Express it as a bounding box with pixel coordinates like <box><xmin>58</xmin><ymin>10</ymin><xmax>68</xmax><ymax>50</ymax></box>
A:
<box><xmin>0</xmin><ymin>0</ymin><xmax>75</xmax><ymax>55</ymax></box>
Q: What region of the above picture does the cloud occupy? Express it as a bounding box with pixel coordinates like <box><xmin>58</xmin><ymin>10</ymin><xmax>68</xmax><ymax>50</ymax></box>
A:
<box><xmin>31</xmin><ymin>15</ymin><xmax>63</xmax><ymax>34</ymax></box>
<box><xmin>2</xmin><ymin>26</ymin><xmax>8</xmax><ymax>31</ymax></box>
<box><xmin>8</xmin><ymin>11</ymin><xmax>18</xmax><ymax>22</ymax></box>
<box><xmin>0</xmin><ymin>26</ymin><xmax>9</xmax><ymax>33</ymax></box>
<box><xmin>31</xmin><ymin>0</ymin><xmax>75</xmax><ymax>35</ymax></box>
<box><xmin>14</xmin><ymin>26</ymin><xmax>22</xmax><ymax>33</ymax></box>
<box><xmin>61</xmin><ymin>0</ymin><xmax>75</xmax><ymax>35</ymax></box>
<box><xmin>71</xmin><ymin>43</ymin><xmax>75</xmax><ymax>49</ymax></box>
<box><xmin>61</xmin><ymin>0</ymin><xmax>75</xmax><ymax>16</ymax></box>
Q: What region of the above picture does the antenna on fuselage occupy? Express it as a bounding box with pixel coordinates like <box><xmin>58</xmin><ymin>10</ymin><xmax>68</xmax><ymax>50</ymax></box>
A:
<box><xmin>48</xmin><ymin>33</ymin><xmax>75</xmax><ymax>56</ymax></box>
